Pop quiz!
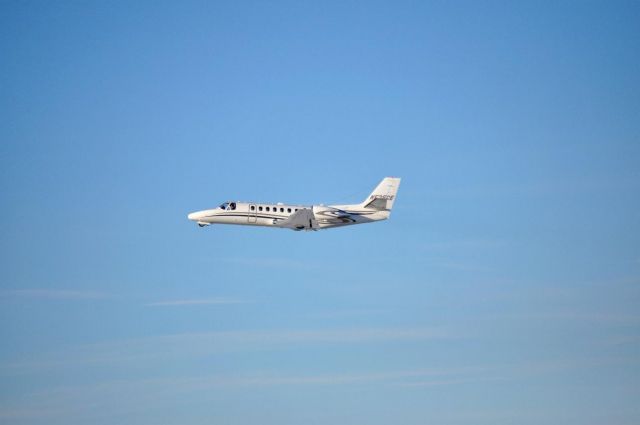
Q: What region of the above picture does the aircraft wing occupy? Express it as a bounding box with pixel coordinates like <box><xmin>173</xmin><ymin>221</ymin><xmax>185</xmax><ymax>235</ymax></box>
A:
<box><xmin>275</xmin><ymin>208</ymin><xmax>316</xmax><ymax>230</ymax></box>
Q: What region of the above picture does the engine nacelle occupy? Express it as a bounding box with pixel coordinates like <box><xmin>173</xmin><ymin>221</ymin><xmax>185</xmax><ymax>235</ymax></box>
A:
<box><xmin>312</xmin><ymin>206</ymin><xmax>355</xmax><ymax>225</ymax></box>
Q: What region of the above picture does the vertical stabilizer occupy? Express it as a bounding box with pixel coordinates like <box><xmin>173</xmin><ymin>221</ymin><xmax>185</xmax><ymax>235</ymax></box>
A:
<box><xmin>362</xmin><ymin>177</ymin><xmax>401</xmax><ymax>211</ymax></box>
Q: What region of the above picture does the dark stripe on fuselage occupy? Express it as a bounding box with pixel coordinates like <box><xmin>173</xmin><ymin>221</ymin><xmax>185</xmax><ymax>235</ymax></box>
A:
<box><xmin>204</xmin><ymin>213</ymin><xmax>287</xmax><ymax>220</ymax></box>
<box><xmin>204</xmin><ymin>210</ymin><xmax>376</xmax><ymax>221</ymax></box>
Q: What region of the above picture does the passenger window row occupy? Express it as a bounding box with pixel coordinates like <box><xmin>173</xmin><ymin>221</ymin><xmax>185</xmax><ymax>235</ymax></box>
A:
<box><xmin>250</xmin><ymin>205</ymin><xmax>298</xmax><ymax>213</ymax></box>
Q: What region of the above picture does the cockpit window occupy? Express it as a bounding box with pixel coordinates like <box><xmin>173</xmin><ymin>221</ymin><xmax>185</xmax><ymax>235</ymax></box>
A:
<box><xmin>219</xmin><ymin>202</ymin><xmax>236</xmax><ymax>211</ymax></box>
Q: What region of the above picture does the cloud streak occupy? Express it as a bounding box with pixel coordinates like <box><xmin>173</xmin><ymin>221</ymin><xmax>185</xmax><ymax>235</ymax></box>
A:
<box><xmin>2</xmin><ymin>327</ymin><xmax>451</xmax><ymax>374</ymax></box>
<box><xmin>145</xmin><ymin>298</ymin><xmax>250</xmax><ymax>307</ymax></box>
<box><xmin>0</xmin><ymin>367</ymin><xmax>494</xmax><ymax>421</ymax></box>
<box><xmin>0</xmin><ymin>289</ymin><xmax>107</xmax><ymax>300</ymax></box>
<box><xmin>217</xmin><ymin>257</ymin><xmax>318</xmax><ymax>270</ymax></box>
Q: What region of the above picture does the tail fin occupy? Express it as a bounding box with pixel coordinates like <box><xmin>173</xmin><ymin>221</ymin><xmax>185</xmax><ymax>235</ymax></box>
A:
<box><xmin>361</xmin><ymin>177</ymin><xmax>401</xmax><ymax>211</ymax></box>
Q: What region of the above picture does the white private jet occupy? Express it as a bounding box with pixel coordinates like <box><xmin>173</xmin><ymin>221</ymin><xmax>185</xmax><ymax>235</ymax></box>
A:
<box><xmin>187</xmin><ymin>177</ymin><xmax>401</xmax><ymax>231</ymax></box>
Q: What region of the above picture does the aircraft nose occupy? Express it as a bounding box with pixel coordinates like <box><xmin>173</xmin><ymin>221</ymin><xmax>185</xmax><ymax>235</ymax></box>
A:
<box><xmin>188</xmin><ymin>211</ymin><xmax>201</xmax><ymax>221</ymax></box>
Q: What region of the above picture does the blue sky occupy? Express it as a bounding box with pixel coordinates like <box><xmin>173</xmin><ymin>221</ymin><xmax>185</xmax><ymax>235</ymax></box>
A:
<box><xmin>1</xmin><ymin>1</ymin><xmax>639</xmax><ymax>424</ymax></box>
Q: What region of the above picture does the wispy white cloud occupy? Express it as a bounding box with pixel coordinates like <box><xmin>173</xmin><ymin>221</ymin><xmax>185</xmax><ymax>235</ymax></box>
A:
<box><xmin>0</xmin><ymin>406</ymin><xmax>71</xmax><ymax>420</ymax></box>
<box><xmin>4</xmin><ymin>356</ymin><xmax>634</xmax><ymax>422</ymax></box>
<box><xmin>422</xmin><ymin>239</ymin><xmax>508</xmax><ymax>251</ymax></box>
<box><xmin>605</xmin><ymin>335</ymin><xmax>640</xmax><ymax>346</ymax></box>
<box><xmin>217</xmin><ymin>257</ymin><xmax>317</xmax><ymax>270</ymax></box>
<box><xmin>187</xmin><ymin>367</ymin><xmax>485</xmax><ymax>388</ymax></box>
<box><xmin>397</xmin><ymin>376</ymin><xmax>507</xmax><ymax>387</ymax></box>
<box><xmin>490</xmin><ymin>312</ymin><xmax>640</xmax><ymax>325</ymax></box>
<box><xmin>421</xmin><ymin>260</ymin><xmax>493</xmax><ymax>272</ymax></box>
<box><xmin>0</xmin><ymin>289</ymin><xmax>107</xmax><ymax>300</ymax></box>
<box><xmin>1</xmin><ymin>327</ymin><xmax>451</xmax><ymax>374</ymax></box>
<box><xmin>0</xmin><ymin>366</ymin><xmax>492</xmax><ymax>420</ymax></box>
<box><xmin>145</xmin><ymin>298</ymin><xmax>250</xmax><ymax>307</ymax></box>
<box><xmin>417</xmin><ymin>239</ymin><xmax>509</xmax><ymax>273</ymax></box>
<box><xmin>309</xmin><ymin>308</ymin><xmax>391</xmax><ymax>319</ymax></box>
<box><xmin>92</xmin><ymin>327</ymin><xmax>450</xmax><ymax>358</ymax></box>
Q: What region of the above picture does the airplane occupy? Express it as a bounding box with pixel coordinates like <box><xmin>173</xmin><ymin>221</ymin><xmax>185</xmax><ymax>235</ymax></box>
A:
<box><xmin>187</xmin><ymin>177</ymin><xmax>401</xmax><ymax>231</ymax></box>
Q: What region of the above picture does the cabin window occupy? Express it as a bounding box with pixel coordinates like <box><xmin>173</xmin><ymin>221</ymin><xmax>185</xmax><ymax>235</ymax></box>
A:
<box><xmin>266</xmin><ymin>206</ymin><xmax>270</xmax><ymax>212</ymax></box>
<box><xmin>287</xmin><ymin>208</ymin><xmax>291</xmax><ymax>213</ymax></box>
<box><xmin>259</xmin><ymin>206</ymin><xmax>263</xmax><ymax>211</ymax></box>
<box><xmin>295</xmin><ymin>209</ymin><xmax>298</xmax><ymax>212</ymax></box>
<box><xmin>219</xmin><ymin>202</ymin><xmax>229</xmax><ymax>210</ymax></box>
<box><xmin>250</xmin><ymin>205</ymin><xmax>255</xmax><ymax>211</ymax></box>
<box><xmin>280</xmin><ymin>207</ymin><xmax>284</xmax><ymax>212</ymax></box>
<box><xmin>230</xmin><ymin>202</ymin><xmax>236</xmax><ymax>210</ymax></box>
